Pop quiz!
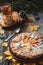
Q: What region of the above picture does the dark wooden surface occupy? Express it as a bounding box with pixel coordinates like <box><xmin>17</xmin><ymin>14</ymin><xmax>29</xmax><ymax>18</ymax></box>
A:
<box><xmin>0</xmin><ymin>11</ymin><xmax>43</xmax><ymax>65</ymax></box>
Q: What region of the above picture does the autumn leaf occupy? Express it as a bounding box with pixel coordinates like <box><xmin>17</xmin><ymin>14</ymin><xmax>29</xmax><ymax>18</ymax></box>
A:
<box><xmin>12</xmin><ymin>59</ymin><xmax>16</xmax><ymax>62</ymax></box>
<box><xmin>13</xmin><ymin>61</ymin><xmax>20</xmax><ymax>65</ymax></box>
<box><xmin>29</xmin><ymin>25</ymin><xmax>40</xmax><ymax>31</ymax></box>
<box><xmin>4</xmin><ymin>50</ymin><xmax>11</xmax><ymax>56</ymax></box>
<box><xmin>0</xmin><ymin>29</ymin><xmax>4</xmax><ymax>34</ymax></box>
<box><xmin>2</xmin><ymin>42</ymin><xmax>8</xmax><ymax>47</ymax></box>
<box><xmin>16</xmin><ymin>63</ymin><xmax>20</xmax><ymax>65</ymax></box>
<box><xmin>6</xmin><ymin>56</ymin><xmax>13</xmax><ymax>60</ymax></box>
<box><xmin>0</xmin><ymin>56</ymin><xmax>3</xmax><ymax>60</ymax></box>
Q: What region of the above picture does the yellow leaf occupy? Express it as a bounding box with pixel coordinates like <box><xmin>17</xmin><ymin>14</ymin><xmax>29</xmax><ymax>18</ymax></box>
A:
<box><xmin>34</xmin><ymin>25</ymin><xmax>40</xmax><ymax>30</ymax></box>
<box><xmin>4</xmin><ymin>50</ymin><xmax>11</xmax><ymax>56</ymax></box>
<box><xmin>29</xmin><ymin>26</ymin><xmax>34</xmax><ymax>31</ymax></box>
<box><xmin>2</xmin><ymin>42</ymin><xmax>8</xmax><ymax>47</ymax></box>
<box><xmin>29</xmin><ymin>25</ymin><xmax>40</xmax><ymax>31</ymax></box>
<box><xmin>0</xmin><ymin>29</ymin><xmax>4</xmax><ymax>34</ymax></box>
<box><xmin>12</xmin><ymin>59</ymin><xmax>16</xmax><ymax>62</ymax></box>
<box><xmin>0</xmin><ymin>56</ymin><xmax>3</xmax><ymax>60</ymax></box>
<box><xmin>13</xmin><ymin>61</ymin><xmax>18</xmax><ymax>65</ymax></box>
<box><xmin>6</xmin><ymin>56</ymin><xmax>13</xmax><ymax>60</ymax></box>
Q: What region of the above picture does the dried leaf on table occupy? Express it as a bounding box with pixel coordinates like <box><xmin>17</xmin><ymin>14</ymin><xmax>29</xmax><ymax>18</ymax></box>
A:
<box><xmin>16</xmin><ymin>63</ymin><xmax>20</xmax><ymax>65</ymax></box>
<box><xmin>6</xmin><ymin>56</ymin><xmax>13</xmax><ymax>60</ymax></box>
<box><xmin>29</xmin><ymin>25</ymin><xmax>40</xmax><ymax>31</ymax></box>
<box><xmin>12</xmin><ymin>59</ymin><xmax>16</xmax><ymax>62</ymax></box>
<box><xmin>2</xmin><ymin>42</ymin><xmax>8</xmax><ymax>47</ymax></box>
<box><xmin>13</xmin><ymin>61</ymin><xmax>20</xmax><ymax>65</ymax></box>
<box><xmin>4</xmin><ymin>50</ymin><xmax>11</xmax><ymax>56</ymax></box>
<box><xmin>0</xmin><ymin>29</ymin><xmax>5</xmax><ymax>34</ymax></box>
<box><xmin>0</xmin><ymin>56</ymin><xmax>3</xmax><ymax>60</ymax></box>
<box><xmin>34</xmin><ymin>25</ymin><xmax>40</xmax><ymax>30</ymax></box>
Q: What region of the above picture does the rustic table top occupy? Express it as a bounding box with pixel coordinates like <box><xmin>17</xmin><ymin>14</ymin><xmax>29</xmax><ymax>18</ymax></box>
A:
<box><xmin>0</xmin><ymin>11</ymin><xmax>43</xmax><ymax>65</ymax></box>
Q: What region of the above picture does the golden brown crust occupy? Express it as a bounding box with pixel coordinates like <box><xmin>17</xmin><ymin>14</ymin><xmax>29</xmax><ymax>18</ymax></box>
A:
<box><xmin>0</xmin><ymin>12</ymin><xmax>23</xmax><ymax>27</ymax></box>
<box><xmin>12</xmin><ymin>12</ymin><xmax>23</xmax><ymax>23</ymax></box>
<box><xmin>9</xmin><ymin>32</ymin><xmax>43</xmax><ymax>60</ymax></box>
<box><xmin>0</xmin><ymin>13</ymin><xmax>16</xmax><ymax>27</ymax></box>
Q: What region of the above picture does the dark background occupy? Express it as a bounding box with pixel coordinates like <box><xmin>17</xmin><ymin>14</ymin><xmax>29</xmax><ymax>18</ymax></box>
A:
<box><xmin>0</xmin><ymin>0</ymin><xmax>43</xmax><ymax>10</ymax></box>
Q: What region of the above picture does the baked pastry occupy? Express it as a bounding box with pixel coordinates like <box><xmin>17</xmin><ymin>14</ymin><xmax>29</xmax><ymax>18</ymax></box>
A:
<box><xmin>12</xmin><ymin>11</ymin><xmax>23</xmax><ymax>23</ymax></box>
<box><xmin>0</xmin><ymin>13</ymin><xmax>15</xmax><ymax>27</ymax></box>
<box><xmin>9</xmin><ymin>32</ymin><xmax>43</xmax><ymax>61</ymax></box>
<box><xmin>0</xmin><ymin>11</ymin><xmax>23</xmax><ymax>27</ymax></box>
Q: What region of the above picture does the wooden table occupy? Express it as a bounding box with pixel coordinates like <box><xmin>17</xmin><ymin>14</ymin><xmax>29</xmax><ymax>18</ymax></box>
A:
<box><xmin>0</xmin><ymin>11</ymin><xmax>43</xmax><ymax>65</ymax></box>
